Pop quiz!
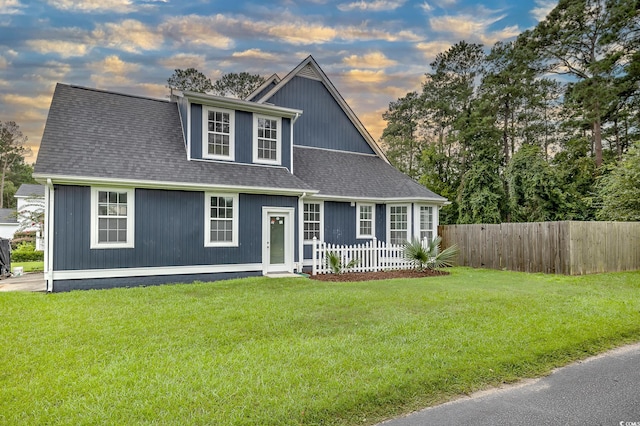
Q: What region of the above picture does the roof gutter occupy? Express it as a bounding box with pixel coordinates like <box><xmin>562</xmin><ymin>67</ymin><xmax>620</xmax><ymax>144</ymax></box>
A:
<box><xmin>33</xmin><ymin>173</ymin><xmax>318</xmax><ymax>198</ymax></box>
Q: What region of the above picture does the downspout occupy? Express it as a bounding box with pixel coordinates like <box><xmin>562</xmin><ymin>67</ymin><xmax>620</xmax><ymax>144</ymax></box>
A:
<box><xmin>45</xmin><ymin>179</ymin><xmax>54</xmax><ymax>292</ymax></box>
<box><xmin>298</xmin><ymin>191</ymin><xmax>307</xmax><ymax>272</ymax></box>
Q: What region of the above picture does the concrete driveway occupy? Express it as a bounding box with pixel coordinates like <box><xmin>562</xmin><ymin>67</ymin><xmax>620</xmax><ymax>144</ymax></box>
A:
<box><xmin>379</xmin><ymin>343</ymin><xmax>640</xmax><ymax>426</ymax></box>
<box><xmin>0</xmin><ymin>273</ymin><xmax>46</xmax><ymax>292</ymax></box>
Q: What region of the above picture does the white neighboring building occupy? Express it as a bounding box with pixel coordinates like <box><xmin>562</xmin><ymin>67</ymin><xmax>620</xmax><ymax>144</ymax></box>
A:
<box><xmin>0</xmin><ymin>184</ymin><xmax>45</xmax><ymax>244</ymax></box>
<box><xmin>0</xmin><ymin>208</ymin><xmax>18</xmax><ymax>239</ymax></box>
<box><xmin>15</xmin><ymin>184</ymin><xmax>45</xmax><ymax>233</ymax></box>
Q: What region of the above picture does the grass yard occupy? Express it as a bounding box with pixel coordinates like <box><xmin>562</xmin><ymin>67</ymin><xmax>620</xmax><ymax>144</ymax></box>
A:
<box><xmin>11</xmin><ymin>261</ymin><xmax>44</xmax><ymax>273</ymax></box>
<box><xmin>1</xmin><ymin>268</ymin><xmax>639</xmax><ymax>425</ymax></box>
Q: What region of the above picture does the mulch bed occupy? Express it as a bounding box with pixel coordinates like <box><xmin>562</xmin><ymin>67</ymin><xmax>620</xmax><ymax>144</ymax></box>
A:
<box><xmin>309</xmin><ymin>269</ymin><xmax>449</xmax><ymax>282</ymax></box>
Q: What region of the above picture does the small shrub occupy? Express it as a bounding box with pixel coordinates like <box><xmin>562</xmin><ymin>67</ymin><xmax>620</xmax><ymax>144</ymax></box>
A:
<box><xmin>404</xmin><ymin>237</ymin><xmax>459</xmax><ymax>270</ymax></box>
<box><xmin>11</xmin><ymin>242</ymin><xmax>44</xmax><ymax>262</ymax></box>
<box><xmin>11</xmin><ymin>231</ymin><xmax>37</xmax><ymax>250</ymax></box>
<box><xmin>326</xmin><ymin>251</ymin><xmax>359</xmax><ymax>274</ymax></box>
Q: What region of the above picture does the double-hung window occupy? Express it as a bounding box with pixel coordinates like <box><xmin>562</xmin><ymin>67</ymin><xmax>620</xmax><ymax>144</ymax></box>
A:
<box><xmin>90</xmin><ymin>187</ymin><xmax>135</xmax><ymax>249</ymax></box>
<box><xmin>205</xmin><ymin>193</ymin><xmax>239</xmax><ymax>247</ymax></box>
<box><xmin>356</xmin><ymin>203</ymin><xmax>375</xmax><ymax>239</ymax></box>
<box><xmin>203</xmin><ymin>107</ymin><xmax>234</xmax><ymax>161</ymax></box>
<box><xmin>387</xmin><ymin>204</ymin><xmax>409</xmax><ymax>245</ymax></box>
<box><xmin>253</xmin><ymin>114</ymin><xmax>281</xmax><ymax>165</ymax></box>
<box><xmin>417</xmin><ymin>205</ymin><xmax>434</xmax><ymax>243</ymax></box>
<box><xmin>303</xmin><ymin>202</ymin><xmax>322</xmax><ymax>242</ymax></box>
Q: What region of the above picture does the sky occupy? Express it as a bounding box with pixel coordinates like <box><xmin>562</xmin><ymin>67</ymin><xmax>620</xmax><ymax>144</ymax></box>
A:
<box><xmin>0</xmin><ymin>0</ymin><xmax>558</xmax><ymax>163</ymax></box>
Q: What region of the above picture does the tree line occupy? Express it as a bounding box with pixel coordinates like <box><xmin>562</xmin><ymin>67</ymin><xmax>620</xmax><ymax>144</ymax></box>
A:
<box><xmin>381</xmin><ymin>0</ymin><xmax>639</xmax><ymax>224</ymax></box>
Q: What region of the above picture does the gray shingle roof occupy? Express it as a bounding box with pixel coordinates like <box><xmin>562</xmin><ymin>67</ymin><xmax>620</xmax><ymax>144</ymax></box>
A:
<box><xmin>0</xmin><ymin>209</ymin><xmax>17</xmax><ymax>224</ymax></box>
<box><xmin>34</xmin><ymin>84</ymin><xmax>314</xmax><ymax>192</ymax></box>
<box><xmin>293</xmin><ymin>147</ymin><xmax>447</xmax><ymax>201</ymax></box>
<box><xmin>15</xmin><ymin>184</ymin><xmax>44</xmax><ymax>198</ymax></box>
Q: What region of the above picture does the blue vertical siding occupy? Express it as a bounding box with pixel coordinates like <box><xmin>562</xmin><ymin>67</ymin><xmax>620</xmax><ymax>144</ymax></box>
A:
<box><xmin>376</xmin><ymin>204</ymin><xmax>386</xmax><ymax>242</ymax></box>
<box><xmin>235</xmin><ymin>111</ymin><xmax>252</xmax><ymax>163</ymax></box>
<box><xmin>190</xmin><ymin>103</ymin><xmax>202</xmax><ymax>159</ymax></box>
<box><xmin>247</xmin><ymin>81</ymin><xmax>278</xmax><ymax>102</ymax></box>
<box><xmin>303</xmin><ymin>202</ymin><xmax>386</xmax><ymax>259</ymax></box>
<box><xmin>190</xmin><ymin>104</ymin><xmax>291</xmax><ymax>170</ymax></box>
<box><xmin>53</xmin><ymin>185</ymin><xmax>298</xmax><ymax>270</ymax></box>
<box><xmin>265</xmin><ymin>76</ymin><xmax>375</xmax><ymax>154</ymax></box>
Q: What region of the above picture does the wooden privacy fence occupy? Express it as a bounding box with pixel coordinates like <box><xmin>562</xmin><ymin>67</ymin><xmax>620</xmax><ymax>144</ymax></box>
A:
<box><xmin>311</xmin><ymin>237</ymin><xmax>415</xmax><ymax>275</ymax></box>
<box><xmin>439</xmin><ymin>221</ymin><xmax>640</xmax><ymax>275</ymax></box>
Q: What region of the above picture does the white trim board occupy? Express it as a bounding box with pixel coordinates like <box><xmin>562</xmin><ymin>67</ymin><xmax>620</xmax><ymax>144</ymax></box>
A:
<box><xmin>51</xmin><ymin>263</ymin><xmax>263</xmax><ymax>280</ymax></box>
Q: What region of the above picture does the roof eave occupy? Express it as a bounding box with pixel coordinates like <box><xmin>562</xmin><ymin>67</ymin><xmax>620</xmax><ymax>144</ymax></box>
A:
<box><xmin>182</xmin><ymin>91</ymin><xmax>302</xmax><ymax>118</ymax></box>
<box><xmin>33</xmin><ymin>173</ymin><xmax>318</xmax><ymax>197</ymax></box>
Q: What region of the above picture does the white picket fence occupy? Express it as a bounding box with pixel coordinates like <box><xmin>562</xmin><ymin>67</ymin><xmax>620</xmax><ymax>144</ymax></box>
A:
<box><xmin>311</xmin><ymin>237</ymin><xmax>420</xmax><ymax>275</ymax></box>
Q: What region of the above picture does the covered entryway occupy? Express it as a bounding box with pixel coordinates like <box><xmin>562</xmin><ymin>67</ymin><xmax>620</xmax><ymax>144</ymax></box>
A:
<box><xmin>262</xmin><ymin>207</ymin><xmax>294</xmax><ymax>274</ymax></box>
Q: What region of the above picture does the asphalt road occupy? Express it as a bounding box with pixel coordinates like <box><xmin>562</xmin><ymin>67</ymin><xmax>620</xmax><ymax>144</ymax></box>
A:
<box><xmin>379</xmin><ymin>343</ymin><xmax>640</xmax><ymax>426</ymax></box>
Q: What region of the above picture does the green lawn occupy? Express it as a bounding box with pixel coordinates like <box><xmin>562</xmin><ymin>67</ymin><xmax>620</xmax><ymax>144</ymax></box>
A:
<box><xmin>1</xmin><ymin>268</ymin><xmax>639</xmax><ymax>425</ymax></box>
<box><xmin>11</xmin><ymin>261</ymin><xmax>44</xmax><ymax>273</ymax></box>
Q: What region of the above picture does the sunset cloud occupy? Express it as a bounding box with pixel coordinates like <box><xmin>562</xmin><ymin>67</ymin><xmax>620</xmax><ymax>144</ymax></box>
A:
<box><xmin>159</xmin><ymin>53</ymin><xmax>207</xmax><ymax>71</ymax></box>
<box><xmin>531</xmin><ymin>0</ymin><xmax>555</xmax><ymax>22</ymax></box>
<box><xmin>45</xmin><ymin>0</ymin><xmax>137</xmax><ymax>13</ymax></box>
<box><xmin>338</xmin><ymin>0</ymin><xmax>406</xmax><ymax>12</ymax></box>
<box><xmin>92</xmin><ymin>19</ymin><xmax>163</xmax><ymax>53</ymax></box>
<box><xmin>232</xmin><ymin>49</ymin><xmax>279</xmax><ymax>61</ymax></box>
<box><xmin>429</xmin><ymin>12</ymin><xmax>520</xmax><ymax>45</ymax></box>
<box><xmin>0</xmin><ymin>0</ymin><xmax>25</xmax><ymax>14</ymax></box>
<box><xmin>25</xmin><ymin>39</ymin><xmax>91</xmax><ymax>57</ymax></box>
<box><xmin>343</xmin><ymin>52</ymin><xmax>397</xmax><ymax>68</ymax></box>
<box><xmin>344</xmin><ymin>69</ymin><xmax>388</xmax><ymax>83</ymax></box>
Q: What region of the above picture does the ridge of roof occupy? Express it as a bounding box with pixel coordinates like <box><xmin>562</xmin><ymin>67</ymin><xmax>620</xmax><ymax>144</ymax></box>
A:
<box><xmin>257</xmin><ymin>55</ymin><xmax>389</xmax><ymax>164</ymax></box>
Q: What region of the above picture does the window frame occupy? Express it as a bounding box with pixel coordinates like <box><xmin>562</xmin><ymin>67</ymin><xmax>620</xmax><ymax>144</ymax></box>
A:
<box><xmin>356</xmin><ymin>203</ymin><xmax>375</xmax><ymax>239</ymax></box>
<box><xmin>303</xmin><ymin>201</ymin><xmax>323</xmax><ymax>243</ymax></box>
<box><xmin>202</xmin><ymin>106</ymin><xmax>235</xmax><ymax>161</ymax></box>
<box><xmin>90</xmin><ymin>187</ymin><xmax>135</xmax><ymax>249</ymax></box>
<box><xmin>386</xmin><ymin>204</ymin><xmax>411</xmax><ymax>246</ymax></box>
<box><xmin>252</xmin><ymin>114</ymin><xmax>282</xmax><ymax>165</ymax></box>
<box><xmin>414</xmin><ymin>204</ymin><xmax>435</xmax><ymax>244</ymax></box>
<box><xmin>204</xmin><ymin>193</ymin><xmax>239</xmax><ymax>247</ymax></box>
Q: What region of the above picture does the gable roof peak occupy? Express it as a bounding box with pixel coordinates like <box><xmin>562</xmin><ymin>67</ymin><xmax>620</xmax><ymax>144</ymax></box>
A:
<box><xmin>258</xmin><ymin>55</ymin><xmax>389</xmax><ymax>163</ymax></box>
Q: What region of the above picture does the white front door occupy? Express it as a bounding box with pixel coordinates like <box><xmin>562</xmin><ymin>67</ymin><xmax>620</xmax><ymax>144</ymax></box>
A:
<box><xmin>262</xmin><ymin>207</ymin><xmax>294</xmax><ymax>274</ymax></box>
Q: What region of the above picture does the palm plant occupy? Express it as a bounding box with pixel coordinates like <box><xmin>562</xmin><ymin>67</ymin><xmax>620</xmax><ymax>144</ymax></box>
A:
<box><xmin>404</xmin><ymin>236</ymin><xmax>459</xmax><ymax>270</ymax></box>
<box><xmin>326</xmin><ymin>251</ymin><xmax>359</xmax><ymax>274</ymax></box>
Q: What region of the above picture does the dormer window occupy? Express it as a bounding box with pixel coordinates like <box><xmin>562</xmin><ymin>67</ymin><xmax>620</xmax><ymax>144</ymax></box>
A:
<box><xmin>253</xmin><ymin>114</ymin><xmax>281</xmax><ymax>165</ymax></box>
<box><xmin>203</xmin><ymin>106</ymin><xmax>235</xmax><ymax>161</ymax></box>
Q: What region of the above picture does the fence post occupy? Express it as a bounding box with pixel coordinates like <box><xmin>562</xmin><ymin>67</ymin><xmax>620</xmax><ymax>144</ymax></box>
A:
<box><xmin>312</xmin><ymin>237</ymin><xmax>317</xmax><ymax>276</ymax></box>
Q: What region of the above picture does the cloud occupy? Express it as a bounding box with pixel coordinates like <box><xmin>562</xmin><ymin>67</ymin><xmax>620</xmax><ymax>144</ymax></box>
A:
<box><xmin>92</xmin><ymin>19</ymin><xmax>163</xmax><ymax>53</ymax></box>
<box><xmin>416</xmin><ymin>40</ymin><xmax>454</xmax><ymax>59</ymax></box>
<box><xmin>161</xmin><ymin>13</ymin><xmax>420</xmax><ymax>47</ymax></box>
<box><xmin>88</xmin><ymin>55</ymin><xmax>140</xmax><ymax>74</ymax></box>
<box><xmin>44</xmin><ymin>0</ymin><xmax>137</xmax><ymax>13</ymax></box>
<box><xmin>429</xmin><ymin>12</ymin><xmax>520</xmax><ymax>45</ymax></box>
<box><xmin>338</xmin><ymin>0</ymin><xmax>406</xmax><ymax>12</ymax></box>
<box><xmin>137</xmin><ymin>82</ymin><xmax>168</xmax><ymax>99</ymax></box>
<box><xmin>90</xmin><ymin>74</ymin><xmax>134</xmax><ymax>88</ymax></box>
<box><xmin>343</xmin><ymin>52</ymin><xmax>397</xmax><ymax>68</ymax></box>
<box><xmin>531</xmin><ymin>0</ymin><xmax>556</xmax><ymax>22</ymax></box>
<box><xmin>345</xmin><ymin>69</ymin><xmax>388</xmax><ymax>83</ymax></box>
<box><xmin>232</xmin><ymin>49</ymin><xmax>278</xmax><ymax>61</ymax></box>
<box><xmin>161</xmin><ymin>15</ymin><xmax>234</xmax><ymax>49</ymax></box>
<box><xmin>0</xmin><ymin>0</ymin><xmax>25</xmax><ymax>14</ymax></box>
<box><xmin>25</xmin><ymin>39</ymin><xmax>91</xmax><ymax>58</ymax></box>
<box><xmin>2</xmin><ymin>94</ymin><xmax>53</xmax><ymax>109</ymax></box>
<box><xmin>158</xmin><ymin>53</ymin><xmax>207</xmax><ymax>71</ymax></box>
<box><xmin>420</xmin><ymin>2</ymin><xmax>433</xmax><ymax>12</ymax></box>
<box><xmin>0</xmin><ymin>55</ymin><xmax>7</xmax><ymax>69</ymax></box>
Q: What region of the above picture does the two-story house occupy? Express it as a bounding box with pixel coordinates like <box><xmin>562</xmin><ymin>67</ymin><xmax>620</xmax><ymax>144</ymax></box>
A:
<box><xmin>34</xmin><ymin>56</ymin><xmax>447</xmax><ymax>292</ymax></box>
